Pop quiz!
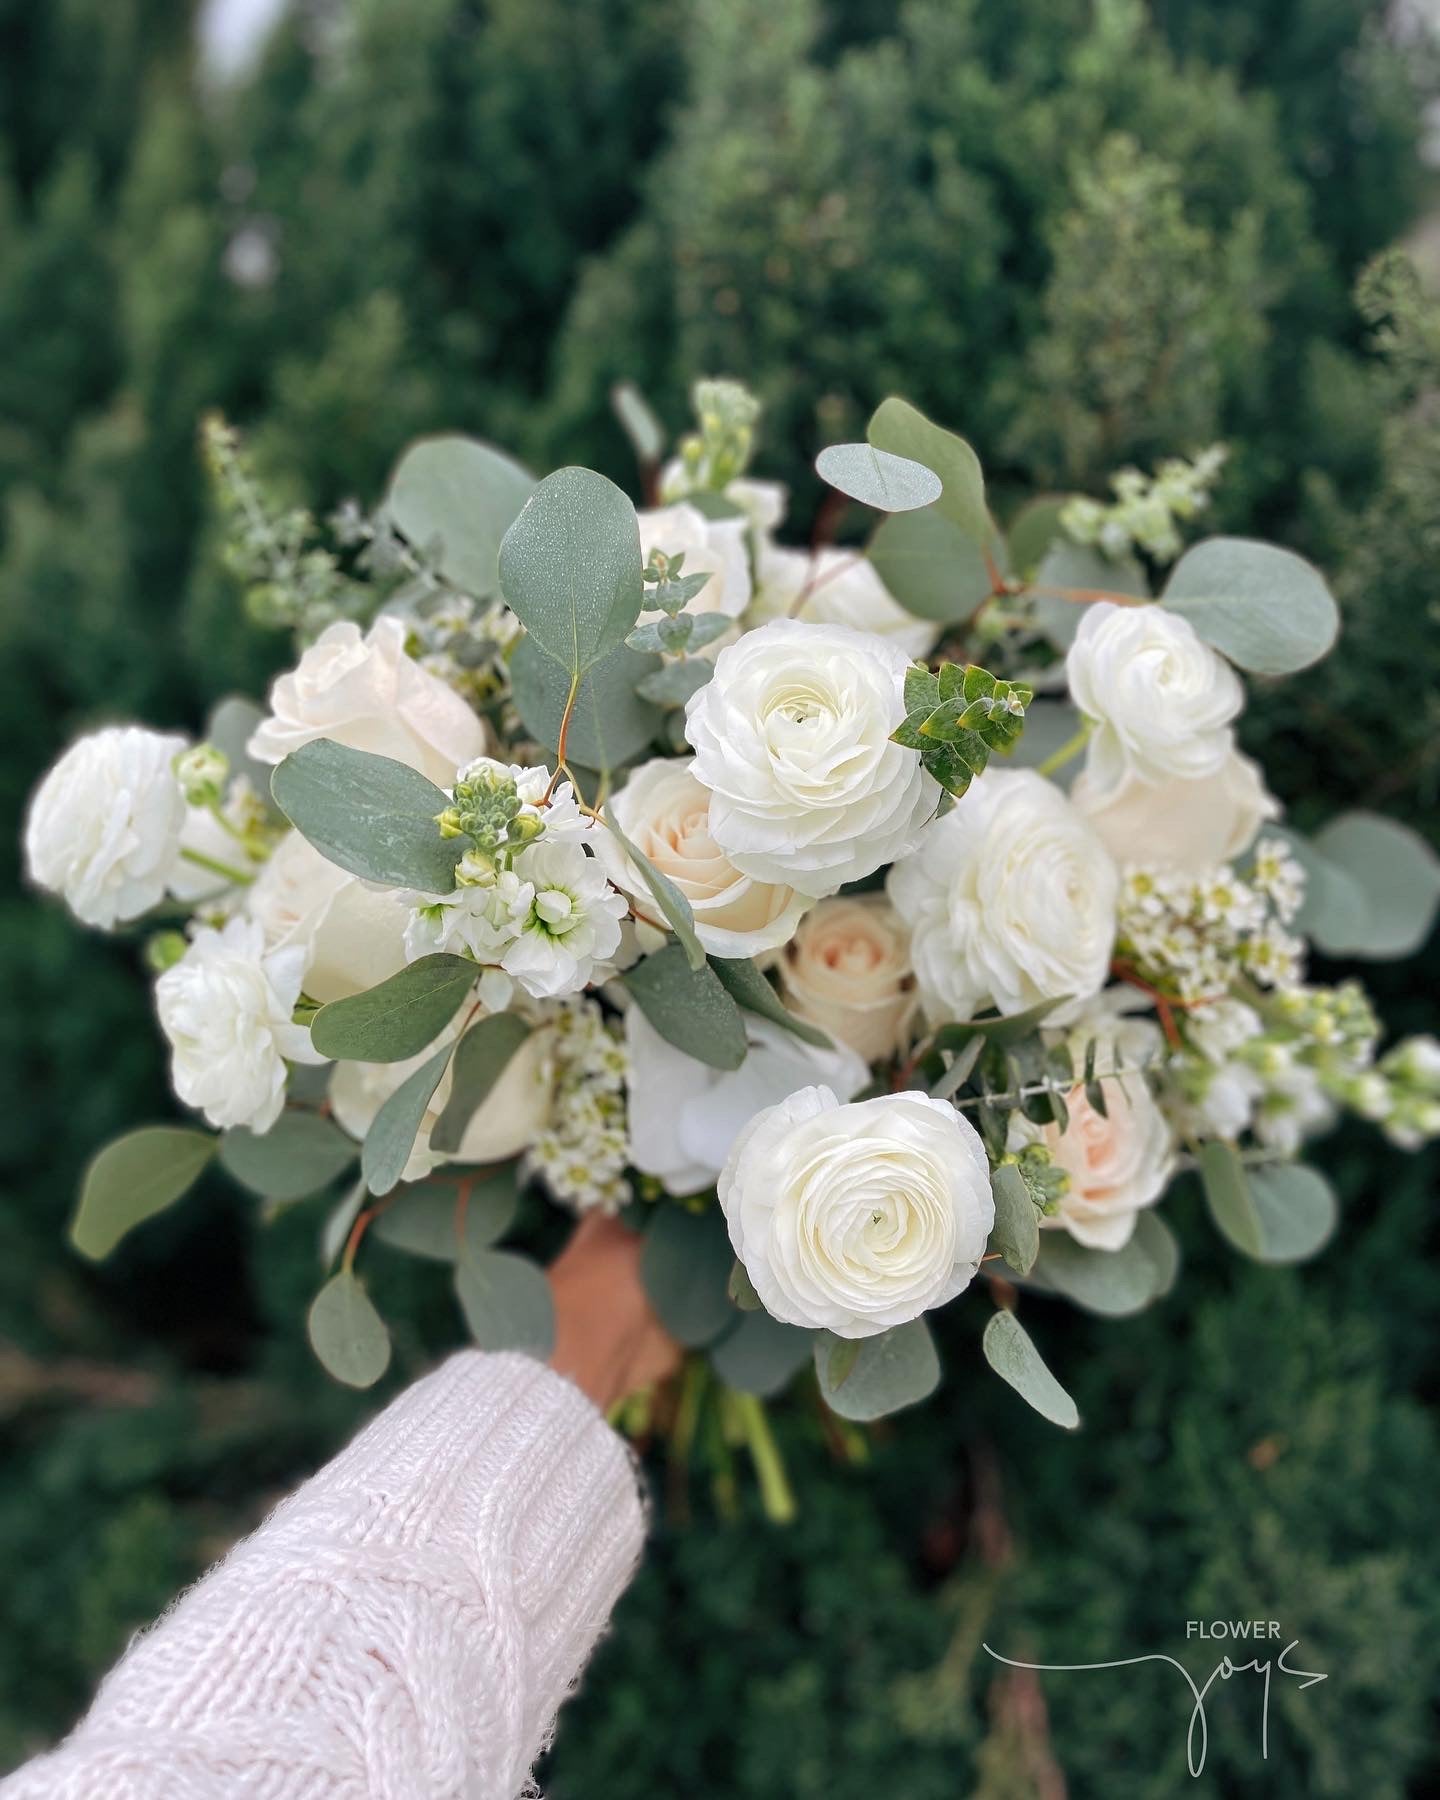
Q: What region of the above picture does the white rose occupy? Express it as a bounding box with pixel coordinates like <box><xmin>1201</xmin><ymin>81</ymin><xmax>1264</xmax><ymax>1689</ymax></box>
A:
<box><xmin>778</xmin><ymin>894</ymin><xmax>916</xmax><ymax>1062</ymax></box>
<box><xmin>247</xmin><ymin>831</ymin><xmax>410</xmax><ymax>1004</ymax></box>
<box><xmin>248</xmin><ymin>617</ymin><xmax>488</xmax><ymax>785</ymax></box>
<box><xmin>751</xmin><ymin>543</ymin><xmax>939</xmax><ymax>660</ymax></box>
<box><xmin>887</xmin><ymin>768</ymin><xmax>1118</xmax><ymax>1024</ymax></box>
<box><xmin>1072</xmin><ymin>748</ymin><xmax>1279</xmax><ymax>873</ymax></box>
<box><xmin>636</xmin><ymin>502</ymin><xmax>751</xmax><ymax>653</ymax></box>
<box><xmin>1021</xmin><ymin>1071</ymin><xmax>1175</xmax><ymax>1250</ymax></box>
<box><xmin>625</xmin><ymin>1009</ymin><xmax>868</xmax><ymax>1196</ymax></box>
<box><xmin>25</xmin><ymin>726</ymin><xmax>188</xmax><ymax>928</ymax></box>
<box><xmin>720</xmin><ymin>1087</ymin><xmax>993</xmax><ymax>1338</ymax></box>
<box><xmin>593</xmin><ymin>756</ymin><xmax>811</xmax><ymax>957</ymax></box>
<box><xmin>1066</xmin><ymin>601</ymin><xmax>1244</xmax><ymax>796</ymax></box>
<box><xmin>155</xmin><ymin>917</ymin><xmax>324</xmax><ymax>1132</ymax></box>
<box><xmin>684</xmin><ymin>618</ymin><xmax>939</xmax><ymax>899</ymax></box>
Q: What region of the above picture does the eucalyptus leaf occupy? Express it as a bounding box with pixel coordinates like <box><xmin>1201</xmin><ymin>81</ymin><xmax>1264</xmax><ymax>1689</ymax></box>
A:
<box><xmin>431</xmin><ymin>1014</ymin><xmax>532</xmax><ymax>1154</ymax></box>
<box><xmin>310</xmin><ymin>955</ymin><xmax>478</xmax><ymax>1063</ymax></box>
<box><xmin>361</xmin><ymin>1041</ymin><xmax>455</xmax><ymax>1196</ymax></box>
<box><xmin>371</xmin><ymin>1170</ymin><xmax>518</xmax><ymax>1260</ymax></box>
<box><xmin>989</xmin><ymin>1163</ymin><xmax>1040</xmax><ymax>1276</ymax></box>
<box><xmin>602</xmin><ymin>807</ymin><xmax>705</xmax><ymax>970</ymax></box>
<box><xmin>271</xmin><ymin>739</ymin><xmax>462</xmax><ymax>892</ymax></box>
<box><xmin>386</xmin><ymin>434</ymin><xmax>535</xmax><ymax>598</ymax></box>
<box><xmin>206</xmin><ymin>695</ymin><xmax>280</xmax><ymax>814</ymax></box>
<box><xmin>510</xmin><ymin>635</ymin><xmax>663</xmax><ymax>776</ymax></box>
<box><xmin>499</xmin><ymin>466</ymin><xmax>643</xmax><ymax>674</ymax></box>
<box><xmin>611</xmin><ymin>381</ymin><xmax>666</xmax><ymax>465</ymax></box>
<box><xmin>640</xmin><ymin>1205</ymin><xmax>735</xmax><ymax>1347</ymax></box>
<box><xmin>1131</xmin><ymin>1209</ymin><xmax>1181</xmax><ymax>1297</ymax></box>
<box><xmin>933</xmin><ymin>996</ymin><xmax>1067</xmax><ymax>1052</ymax></box>
<box><xmin>1199</xmin><ymin>1139</ymin><xmax>1264</xmax><ymax>1257</ymax></box>
<box><xmin>1033</xmin><ymin>1225</ymin><xmax>1171</xmax><ymax>1317</ymax></box>
<box><xmin>1005</xmin><ymin>495</ymin><xmax>1075</xmax><ymax>578</ymax></box>
<box><xmin>307</xmin><ymin>1269</ymin><xmax>391</xmax><ymax>1388</ymax></box>
<box><xmin>320</xmin><ymin>1180</ymin><xmax>367</xmax><ymax>1268</ymax></box>
<box><xmin>1306</xmin><ymin>812</ymin><xmax>1440</xmax><ymax>958</ymax></box>
<box><xmin>635</xmin><ymin>659</ymin><xmax>713</xmax><ymax>708</ymax></box>
<box><xmin>815</xmin><ymin>441</ymin><xmax>943</xmax><ymax>513</ymax></box>
<box><xmin>623</xmin><ymin>945</ymin><xmax>747</xmax><ymax>1071</ymax></box>
<box><xmin>814</xmin><ymin>1319</ymin><xmax>940</xmax><ymax>1422</ymax></box>
<box><xmin>867</xmin><ymin>398</ymin><xmax>989</xmax><ymax>546</ymax></box>
<box><xmin>1031</xmin><ymin>542</ymin><xmax>1148</xmax><ymax>651</ymax></box>
<box><xmin>868</xmin><ymin>508</ymin><xmax>992</xmax><ymax>625</ymax></box>
<box><xmin>1247</xmin><ymin>1163</ymin><xmax>1339</xmax><ymax>1265</ymax></box>
<box><xmin>709</xmin><ymin>956</ymin><xmax>832</xmax><ymax>1049</ymax></box>
<box><xmin>453</xmin><ymin>1248</ymin><xmax>555</xmax><ymax>1356</ymax></box>
<box><xmin>982</xmin><ymin>1310</ymin><xmax>1079</xmax><ymax>1429</ymax></box>
<box><xmin>1161</xmin><ymin>537</ymin><xmax>1339</xmax><ymax>674</ymax></box>
<box><xmin>219</xmin><ymin>1111</ymin><xmax>357</xmax><ymax>1201</ymax></box>
<box><xmin>727</xmin><ymin>1259</ymin><xmax>761</xmax><ymax>1311</ymax></box>
<box><xmin>71</xmin><ymin>1127</ymin><xmax>217</xmax><ymax>1261</ymax></box>
<box><xmin>712</xmin><ymin>1308</ymin><xmax>813</xmax><ymax>1398</ymax></box>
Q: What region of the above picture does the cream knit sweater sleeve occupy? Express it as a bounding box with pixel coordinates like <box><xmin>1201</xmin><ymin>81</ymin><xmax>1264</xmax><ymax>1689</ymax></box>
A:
<box><xmin>1</xmin><ymin>1351</ymin><xmax>646</xmax><ymax>1800</ymax></box>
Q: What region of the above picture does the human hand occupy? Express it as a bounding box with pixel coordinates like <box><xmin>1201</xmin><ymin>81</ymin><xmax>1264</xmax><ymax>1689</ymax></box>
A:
<box><xmin>548</xmin><ymin>1212</ymin><xmax>681</xmax><ymax>1411</ymax></box>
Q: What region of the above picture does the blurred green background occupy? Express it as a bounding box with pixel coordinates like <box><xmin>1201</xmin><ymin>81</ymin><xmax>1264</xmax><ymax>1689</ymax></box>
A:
<box><xmin>2</xmin><ymin>0</ymin><xmax>1439</xmax><ymax>1792</ymax></box>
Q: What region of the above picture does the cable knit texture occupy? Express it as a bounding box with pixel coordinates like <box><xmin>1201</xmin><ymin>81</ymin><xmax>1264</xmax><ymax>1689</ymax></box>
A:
<box><xmin>1</xmin><ymin>1353</ymin><xmax>645</xmax><ymax>1800</ymax></box>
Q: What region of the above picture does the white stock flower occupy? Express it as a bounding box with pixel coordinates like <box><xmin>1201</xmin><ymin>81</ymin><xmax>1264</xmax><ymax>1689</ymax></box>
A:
<box><xmin>247</xmin><ymin>830</ymin><xmax>410</xmax><ymax>1004</ymax></box>
<box><xmin>888</xmin><ymin>768</ymin><xmax>1118</xmax><ymax>1024</ymax></box>
<box><xmin>1066</xmin><ymin>601</ymin><xmax>1244</xmax><ymax>797</ymax></box>
<box><xmin>248</xmin><ymin>617</ymin><xmax>488</xmax><ymax>785</ymax></box>
<box><xmin>684</xmin><ymin>618</ymin><xmax>939</xmax><ymax>899</ymax></box>
<box><xmin>25</xmin><ymin>726</ymin><xmax>188</xmax><ymax>928</ymax></box>
<box><xmin>637</xmin><ymin>501</ymin><xmax>751</xmax><ymax>652</ymax></box>
<box><xmin>1072</xmin><ymin>748</ymin><xmax>1279</xmax><ymax>873</ymax></box>
<box><xmin>155</xmin><ymin>917</ymin><xmax>324</xmax><ymax>1132</ymax></box>
<box><xmin>404</xmin><ymin>868</ymin><xmax>534</xmax><ymax>966</ymax></box>
<box><xmin>751</xmin><ymin>543</ymin><xmax>939</xmax><ymax>660</ymax></box>
<box><xmin>502</xmin><ymin>839</ymin><xmax>628</xmax><ymax>999</ymax></box>
<box><xmin>625</xmin><ymin>1009</ymin><xmax>867</xmax><ymax>1196</ymax></box>
<box><xmin>593</xmin><ymin>756</ymin><xmax>811</xmax><ymax>958</ymax></box>
<box><xmin>719</xmin><ymin>1087</ymin><xmax>993</xmax><ymax>1338</ymax></box>
<box><xmin>778</xmin><ymin>893</ymin><xmax>916</xmax><ymax>1063</ymax></box>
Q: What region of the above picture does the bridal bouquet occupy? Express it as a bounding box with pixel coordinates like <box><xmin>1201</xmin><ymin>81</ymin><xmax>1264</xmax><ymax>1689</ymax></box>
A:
<box><xmin>26</xmin><ymin>380</ymin><xmax>1440</xmax><ymax>1503</ymax></box>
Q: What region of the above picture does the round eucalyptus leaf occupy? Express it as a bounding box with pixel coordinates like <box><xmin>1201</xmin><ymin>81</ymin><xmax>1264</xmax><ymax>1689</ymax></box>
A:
<box><xmin>868</xmin><ymin>508</ymin><xmax>992</xmax><ymax>624</ymax></box>
<box><xmin>453</xmin><ymin>1249</ymin><xmax>555</xmax><ymax>1357</ymax></box>
<box><xmin>70</xmin><ymin>1127</ymin><xmax>217</xmax><ymax>1262</ymax></box>
<box><xmin>622</xmin><ymin>945</ymin><xmax>747</xmax><ymax>1071</ymax></box>
<box><xmin>386</xmin><ymin>434</ymin><xmax>534</xmax><ymax>598</ymax></box>
<box><xmin>640</xmin><ymin>1205</ymin><xmax>735</xmax><ymax>1348</ymax></box>
<box><xmin>711</xmin><ymin>1308</ymin><xmax>813</xmax><ymax>1398</ymax></box>
<box><xmin>1198</xmin><ymin>1139</ymin><xmax>1264</xmax><ymax>1258</ymax></box>
<box><xmin>815</xmin><ymin>441</ymin><xmax>942</xmax><ymax>513</ymax></box>
<box><xmin>1308</xmin><ymin>812</ymin><xmax>1440</xmax><ymax>959</ymax></box>
<box><xmin>1161</xmin><ymin>537</ymin><xmax>1339</xmax><ymax>674</ymax></box>
<box><xmin>510</xmin><ymin>635</ymin><xmax>663</xmax><ymax>776</ymax></box>
<box><xmin>308</xmin><ymin>1270</ymin><xmax>392</xmax><ymax>1389</ymax></box>
<box><xmin>867</xmin><ymin>397</ymin><xmax>989</xmax><ymax>545</ymax></box>
<box><xmin>219</xmin><ymin>1110</ymin><xmax>357</xmax><ymax>1201</ymax></box>
<box><xmin>371</xmin><ymin>1171</ymin><xmax>518</xmax><ymax>1261</ymax></box>
<box><xmin>814</xmin><ymin>1319</ymin><xmax>940</xmax><ymax>1421</ymax></box>
<box><xmin>271</xmin><ymin>739</ymin><xmax>462</xmax><ymax>892</ymax></box>
<box><xmin>1248</xmin><ymin>1164</ymin><xmax>1339</xmax><ymax>1265</ymax></box>
<box><xmin>1033</xmin><ymin>1224</ymin><xmax>1170</xmax><ymax>1317</ymax></box>
<box><xmin>982</xmin><ymin>1310</ymin><xmax>1079</xmax><ymax>1430</ymax></box>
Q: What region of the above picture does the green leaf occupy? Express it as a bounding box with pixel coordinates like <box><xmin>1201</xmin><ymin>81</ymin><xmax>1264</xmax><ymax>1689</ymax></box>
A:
<box><xmin>1270</xmin><ymin>825</ymin><xmax>1372</xmax><ymax>953</ymax></box>
<box><xmin>320</xmin><ymin>1180</ymin><xmax>367</xmax><ymax>1268</ymax></box>
<box><xmin>1198</xmin><ymin>1139</ymin><xmax>1264</xmax><ymax>1257</ymax></box>
<box><xmin>635</xmin><ymin>659</ymin><xmax>713</xmax><ymax>708</ymax></box>
<box><xmin>1030</xmin><ymin>542</ymin><xmax>1148</xmax><ymax>651</ymax></box>
<box><xmin>370</xmin><ymin>1170</ymin><xmax>518</xmax><ymax>1260</ymax></box>
<box><xmin>930</xmin><ymin>1035</ymin><xmax>983</xmax><ymax>1100</ymax></box>
<box><xmin>1005</xmin><ymin>495</ymin><xmax>1074</xmax><ymax>578</ymax></box>
<box><xmin>71</xmin><ymin>1127</ymin><xmax>217</xmax><ymax>1261</ymax></box>
<box><xmin>1304</xmin><ymin>812</ymin><xmax>1440</xmax><ymax>959</ymax></box>
<box><xmin>361</xmin><ymin>1041</ymin><xmax>455</xmax><ymax>1197</ymax></box>
<box><xmin>708</xmin><ymin>956</ymin><xmax>832</xmax><ymax>1049</ymax></box>
<box><xmin>219</xmin><ymin>1111</ymin><xmax>356</xmax><ymax>1201</ymax></box>
<box><xmin>206</xmin><ymin>695</ymin><xmax>281</xmax><ymax>816</ymax></box>
<box><xmin>310</xmin><ymin>955</ymin><xmax>478</xmax><ymax>1062</ymax></box>
<box><xmin>602</xmin><ymin>806</ymin><xmax>705</xmax><ymax>970</ymax></box>
<box><xmin>989</xmin><ymin>1163</ymin><xmax>1040</xmax><ymax>1276</ymax></box>
<box><xmin>1002</xmin><ymin>700</ymin><xmax>1086</xmax><ymax>787</ymax></box>
<box><xmin>1247</xmin><ymin>1163</ymin><xmax>1339</xmax><ymax>1265</ymax></box>
<box><xmin>868</xmin><ymin>508</ymin><xmax>992</xmax><ymax>624</ymax></box>
<box><xmin>1131</xmin><ymin>1209</ymin><xmax>1181</xmax><ymax>1297</ymax></box>
<box><xmin>933</xmin><ymin>996</ymin><xmax>1068</xmax><ymax>1052</ymax></box>
<box><xmin>814</xmin><ymin>1320</ymin><xmax>940</xmax><ymax>1422</ymax></box>
<box><xmin>712</xmin><ymin>1309</ymin><xmax>814</xmax><ymax>1398</ymax></box>
<box><xmin>611</xmin><ymin>381</ymin><xmax>666</xmax><ymax>465</ymax></box>
<box><xmin>727</xmin><ymin>1259</ymin><xmax>761</xmax><ymax>1311</ymax></box>
<box><xmin>510</xmin><ymin>635</ymin><xmax>663</xmax><ymax>776</ymax></box>
<box><xmin>271</xmin><ymin>739</ymin><xmax>462</xmax><ymax>892</ymax></box>
<box><xmin>499</xmin><ymin>465</ymin><xmax>643</xmax><ymax>675</ymax></box>
<box><xmin>430</xmin><ymin>1014</ymin><xmax>532</xmax><ymax>1154</ymax></box>
<box><xmin>385</xmin><ymin>434</ymin><xmax>535</xmax><ymax>598</ymax></box>
<box><xmin>982</xmin><ymin>1310</ymin><xmax>1079</xmax><ymax>1429</ymax></box>
<box><xmin>640</xmin><ymin>1205</ymin><xmax>735</xmax><ymax>1347</ymax></box>
<box><xmin>1160</xmin><ymin>537</ymin><xmax>1339</xmax><ymax>674</ymax></box>
<box><xmin>815</xmin><ymin>441</ymin><xmax>943</xmax><ymax>513</ymax></box>
<box><xmin>622</xmin><ymin>944</ymin><xmax>747</xmax><ymax>1071</ymax></box>
<box><xmin>867</xmin><ymin>398</ymin><xmax>989</xmax><ymax>546</ymax></box>
<box><xmin>453</xmin><ymin>1248</ymin><xmax>555</xmax><ymax>1356</ymax></box>
<box><xmin>308</xmin><ymin>1269</ymin><xmax>392</xmax><ymax>1388</ymax></box>
<box><xmin>1032</xmin><ymin>1224</ymin><xmax>1172</xmax><ymax>1317</ymax></box>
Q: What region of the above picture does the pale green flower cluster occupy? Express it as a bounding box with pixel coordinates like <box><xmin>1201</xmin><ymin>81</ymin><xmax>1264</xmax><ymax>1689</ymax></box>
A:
<box><xmin>1060</xmin><ymin>444</ymin><xmax>1227</xmax><ymax>563</ymax></box>
<box><xmin>526</xmin><ymin>999</ymin><xmax>630</xmax><ymax>1214</ymax></box>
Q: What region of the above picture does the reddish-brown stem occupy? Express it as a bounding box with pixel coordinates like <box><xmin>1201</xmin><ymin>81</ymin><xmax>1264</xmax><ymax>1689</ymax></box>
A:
<box><xmin>341</xmin><ymin>1198</ymin><xmax>391</xmax><ymax>1274</ymax></box>
<box><xmin>1029</xmin><ymin>583</ymin><xmax>1144</xmax><ymax>607</ymax></box>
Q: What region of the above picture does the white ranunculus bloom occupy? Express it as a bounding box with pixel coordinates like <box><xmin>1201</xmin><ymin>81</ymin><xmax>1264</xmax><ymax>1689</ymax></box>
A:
<box><xmin>684</xmin><ymin>618</ymin><xmax>939</xmax><ymax>899</ymax></box>
<box><xmin>25</xmin><ymin>726</ymin><xmax>188</xmax><ymax>929</ymax></box>
<box><xmin>751</xmin><ymin>543</ymin><xmax>939</xmax><ymax>660</ymax></box>
<box><xmin>625</xmin><ymin>1010</ymin><xmax>867</xmax><ymax>1196</ymax></box>
<box><xmin>636</xmin><ymin>502</ymin><xmax>751</xmax><ymax>653</ymax></box>
<box><xmin>1072</xmin><ymin>747</ymin><xmax>1279</xmax><ymax>873</ymax></box>
<box><xmin>247</xmin><ymin>830</ymin><xmax>411</xmax><ymax>1004</ymax></box>
<box><xmin>155</xmin><ymin>917</ymin><xmax>324</xmax><ymax>1132</ymax></box>
<box><xmin>719</xmin><ymin>1087</ymin><xmax>993</xmax><ymax>1338</ymax></box>
<box><xmin>248</xmin><ymin>617</ymin><xmax>488</xmax><ymax>785</ymax></box>
<box><xmin>593</xmin><ymin>756</ymin><xmax>811</xmax><ymax>958</ymax></box>
<box><xmin>778</xmin><ymin>893</ymin><xmax>916</xmax><ymax>1063</ymax></box>
<box><xmin>887</xmin><ymin>768</ymin><xmax>1118</xmax><ymax>1024</ymax></box>
<box><xmin>1066</xmin><ymin>601</ymin><xmax>1244</xmax><ymax>797</ymax></box>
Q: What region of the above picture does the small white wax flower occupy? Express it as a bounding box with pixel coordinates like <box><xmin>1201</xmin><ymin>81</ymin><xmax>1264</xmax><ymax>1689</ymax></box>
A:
<box><xmin>155</xmin><ymin>917</ymin><xmax>325</xmax><ymax>1133</ymax></box>
<box><xmin>25</xmin><ymin>726</ymin><xmax>189</xmax><ymax>928</ymax></box>
<box><xmin>719</xmin><ymin>1087</ymin><xmax>994</xmax><ymax>1339</ymax></box>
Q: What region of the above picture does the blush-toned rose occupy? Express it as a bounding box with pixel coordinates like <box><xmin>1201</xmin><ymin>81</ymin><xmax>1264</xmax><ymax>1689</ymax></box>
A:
<box><xmin>778</xmin><ymin>894</ymin><xmax>916</xmax><ymax>1062</ymax></box>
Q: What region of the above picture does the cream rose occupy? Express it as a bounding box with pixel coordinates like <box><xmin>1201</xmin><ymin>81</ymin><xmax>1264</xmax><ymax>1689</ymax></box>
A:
<box><xmin>25</xmin><ymin>726</ymin><xmax>188</xmax><ymax>928</ymax></box>
<box><xmin>1071</xmin><ymin>748</ymin><xmax>1280</xmax><ymax>873</ymax></box>
<box><xmin>719</xmin><ymin>1087</ymin><xmax>993</xmax><ymax>1338</ymax></box>
<box><xmin>684</xmin><ymin>618</ymin><xmax>939</xmax><ymax>898</ymax></box>
<box><xmin>751</xmin><ymin>543</ymin><xmax>939</xmax><ymax>660</ymax></box>
<box><xmin>1066</xmin><ymin>601</ymin><xmax>1244</xmax><ymax>797</ymax></box>
<box><xmin>778</xmin><ymin>894</ymin><xmax>916</xmax><ymax>1062</ymax></box>
<box><xmin>625</xmin><ymin>1009</ymin><xmax>868</xmax><ymax>1196</ymax></box>
<box><xmin>594</xmin><ymin>757</ymin><xmax>811</xmax><ymax>957</ymax></box>
<box><xmin>248</xmin><ymin>617</ymin><xmax>488</xmax><ymax>785</ymax></box>
<box><xmin>636</xmin><ymin>502</ymin><xmax>751</xmax><ymax>652</ymax></box>
<box><xmin>887</xmin><ymin>768</ymin><xmax>1118</xmax><ymax>1024</ymax></box>
<box><xmin>247</xmin><ymin>830</ymin><xmax>410</xmax><ymax>1004</ymax></box>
